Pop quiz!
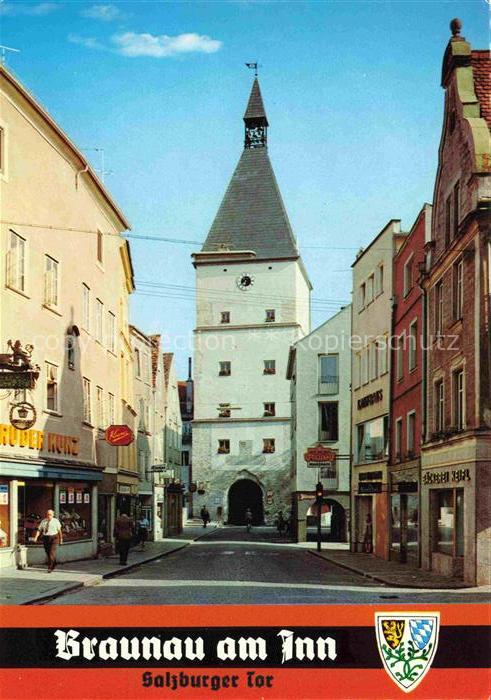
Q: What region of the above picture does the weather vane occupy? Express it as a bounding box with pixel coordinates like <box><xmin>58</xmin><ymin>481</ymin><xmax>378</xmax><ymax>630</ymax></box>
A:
<box><xmin>245</xmin><ymin>62</ymin><xmax>261</xmax><ymax>78</ymax></box>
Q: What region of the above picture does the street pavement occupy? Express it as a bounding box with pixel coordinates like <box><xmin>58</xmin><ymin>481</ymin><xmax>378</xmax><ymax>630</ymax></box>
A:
<box><xmin>41</xmin><ymin>526</ymin><xmax>490</xmax><ymax>606</ymax></box>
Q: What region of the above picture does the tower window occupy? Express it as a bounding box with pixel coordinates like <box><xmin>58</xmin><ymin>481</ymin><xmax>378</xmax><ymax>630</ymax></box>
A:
<box><xmin>265</xmin><ymin>309</ymin><xmax>275</xmax><ymax>322</ymax></box>
<box><xmin>219</xmin><ymin>361</ymin><xmax>231</xmax><ymax>376</ymax></box>
<box><xmin>221</xmin><ymin>311</ymin><xmax>230</xmax><ymax>324</ymax></box>
<box><xmin>263</xmin><ymin>438</ymin><xmax>275</xmax><ymax>453</ymax></box>
<box><xmin>263</xmin><ymin>402</ymin><xmax>275</xmax><ymax>417</ymax></box>
<box><xmin>218</xmin><ymin>439</ymin><xmax>230</xmax><ymax>454</ymax></box>
<box><xmin>263</xmin><ymin>360</ymin><xmax>276</xmax><ymax>375</ymax></box>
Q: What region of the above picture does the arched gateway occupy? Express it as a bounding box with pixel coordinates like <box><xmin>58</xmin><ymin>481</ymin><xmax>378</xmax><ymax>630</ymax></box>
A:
<box><xmin>227</xmin><ymin>479</ymin><xmax>264</xmax><ymax>525</ymax></box>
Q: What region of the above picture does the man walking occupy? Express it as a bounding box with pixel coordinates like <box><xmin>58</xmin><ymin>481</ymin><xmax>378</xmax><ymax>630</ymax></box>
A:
<box><xmin>33</xmin><ymin>509</ymin><xmax>63</xmax><ymax>572</ymax></box>
<box><xmin>113</xmin><ymin>512</ymin><xmax>134</xmax><ymax>565</ymax></box>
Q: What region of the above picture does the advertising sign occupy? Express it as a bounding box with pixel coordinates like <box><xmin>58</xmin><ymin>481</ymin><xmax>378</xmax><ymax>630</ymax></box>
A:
<box><xmin>105</xmin><ymin>425</ymin><xmax>135</xmax><ymax>447</ymax></box>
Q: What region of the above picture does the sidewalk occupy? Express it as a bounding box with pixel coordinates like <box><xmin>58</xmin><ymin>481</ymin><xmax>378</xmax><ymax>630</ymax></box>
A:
<box><xmin>309</xmin><ymin>549</ymin><xmax>471</xmax><ymax>589</ymax></box>
<box><xmin>0</xmin><ymin>525</ymin><xmax>218</xmax><ymax>605</ymax></box>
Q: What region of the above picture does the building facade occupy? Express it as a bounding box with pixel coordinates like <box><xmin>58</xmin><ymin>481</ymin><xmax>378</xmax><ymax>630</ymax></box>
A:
<box><xmin>192</xmin><ymin>79</ymin><xmax>311</xmax><ymax>525</ymax></box>
<box><xmin>288</xmin><ymin>305</ymin><xmax>351</xmax><ymax>542</ymax></box>
<box><xmin>0</xmin><ymin>65</ymin><xmax>134</xmax><ymax>567</ymax></box>
<box><xmin>162</xmin><ymin>352</ymin><xmax>183</xmax><ymax>535</ymax></box>
<box><xmin>421</xmin><ymin>23</ymin><xmax>491</xmax><ymax>585</ymax></box>
<box><xmin>351</xmin><ymin>220</ymin><xmax>405</xmax><ymax>558</ymax></box>
<box><xmin>388</xmin><ymin>204</ymin><xmax>431</xmax><ymax>565</ymax></box>
<box><xmin>179</xmin><ymin>358</ymin><xmax>194</xmax><ymax>519</ymax></box>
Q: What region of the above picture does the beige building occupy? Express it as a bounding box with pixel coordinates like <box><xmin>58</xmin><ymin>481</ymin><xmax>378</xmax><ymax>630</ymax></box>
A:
<box><xmin>351</xmin><ymin>220</ymin><xmax>405</xmax><ymax>559</ymax></box>
<box><xmin>0</xmin><ymin>65</ymin><xmax>135</xmax><ymax>566</ymax></box>
<box><xmin>161</xmin><ymin>353</ymin><xmax>183</xmax><ymax>535</ymax></box>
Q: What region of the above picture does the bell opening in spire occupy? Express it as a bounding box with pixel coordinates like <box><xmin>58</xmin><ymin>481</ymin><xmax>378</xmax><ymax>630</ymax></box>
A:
<box><xmin>244</xmin><ymin>78</ymin><xmax>268</xmax><ymax>149</ymax></box>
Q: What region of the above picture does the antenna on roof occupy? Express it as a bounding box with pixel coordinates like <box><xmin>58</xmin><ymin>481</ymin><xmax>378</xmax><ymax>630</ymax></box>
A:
<box><xmin>0</xmin><ymin>45</ymin><xmax>21</xmax><ymax>66</ymax></box>
<box><xmin>245</xmin><ymin>62</ymin><xmax>260</xmax><ymax>78</ymax></box>
<box><xmin>81</xmin><ymin>147</ymin><xmax>113</xmax><ymax>183</ymax></box>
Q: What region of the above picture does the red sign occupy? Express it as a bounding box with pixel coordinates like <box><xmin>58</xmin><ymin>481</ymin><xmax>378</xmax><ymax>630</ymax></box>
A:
<box><xmin>105</xmin><ymin>425</ymin><xmax>134</xmax><ymax>446</ymax></box>
<box><xmin>304</xmin><ymin>445</ymin><xmax>337</xmax><ymax>464</ymax></box>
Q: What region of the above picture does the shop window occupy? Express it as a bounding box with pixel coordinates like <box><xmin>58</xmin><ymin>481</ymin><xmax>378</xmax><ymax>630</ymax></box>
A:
<box><xmin>263</xmin><ymin>438</ymin><xmax>275</xmax><ymax>453</ymax></box>
<box><xmin>319</xmin><ymin>402</ymin><xmax>338</xmax><ymax>441</ymax></box>
<box><xmin>17</xmin><ymin>481</ymin><xmax>54</xmax><ymax>545</ymax></box>
<box><xmin>319</xmin><ymin>354</ymin><xmax>339</xmax><ymax>394</ymax></box>
<box><xmin>357</xmin><ymin>415</ymin><xmax>388</xmax><ymax>463</ymax></box>
<box><xmin>219</xmin><ymin>361</ymin><xmax>231</xmax><ymax>376</ymax></box>
<box><xmin>58</xmin><ymin>483</ymin><xmax>92</xmax><ymax>541</ymax></box>
<box><xmin>6</xmin><ymin>230</ymin><xmax>26</xmax><ymax>292</ymax></box>
<box><xmin>434</xmin><ymin>489</ymin><xmax>464</xmax><ymax>557</ymax></box>
<box><xmin>44</xmin><ymin>255</ymin><xmax>59</xmax><ymax>308</ymax></box>
<box><xmin>0</xmin><ymin>481</ymin><xmax>10</xmax><ymax>548</ymax></box>
<box><xmin>46</xmin><ymin>362</ymin><xmax>59</xmax><ymax>413</ymax></box>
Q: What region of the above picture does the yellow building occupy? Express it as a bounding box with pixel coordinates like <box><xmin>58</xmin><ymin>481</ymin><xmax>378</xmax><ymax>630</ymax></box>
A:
<box><xmin>0</xmin><ymin>65</ymin><xmax>136</xmax><ymax>566</ymax></box>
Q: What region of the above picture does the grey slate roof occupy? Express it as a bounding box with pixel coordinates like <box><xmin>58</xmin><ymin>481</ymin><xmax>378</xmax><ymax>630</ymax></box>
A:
<box><xmin>244</xmin><ymin>78</ymin><xmax>268</xmax><ymax>124</ymax></box>
<box><xmin>201</xmin><ymin>147</ymin><xmax>299</xmax><ymax>259</ymax></box>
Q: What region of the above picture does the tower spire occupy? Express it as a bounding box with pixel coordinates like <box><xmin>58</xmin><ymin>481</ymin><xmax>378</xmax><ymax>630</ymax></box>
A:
<box><xmin>244</xmin><ymin>78</ymin><xmax>269</xmax><ymax>149</ymax></box>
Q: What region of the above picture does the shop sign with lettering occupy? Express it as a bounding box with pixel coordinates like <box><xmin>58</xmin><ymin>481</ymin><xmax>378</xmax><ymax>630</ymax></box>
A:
<box><xmin>0</xmin><ymin>424</ymin><xmax>80</xmax><ymax>456</ymax></box>
<box><xmin>422</xmin><ymin>468</ymin><xmax>471</xmax><ymax>486</ymax></box>
<box><xmin>357</xmin><ymin>389</ymin><xmax>383</xmax><ymax>410</ymax></box>
<box><xmin>105</xmin><ymin>425</ymin><xmax>135</xmax><ymax>447</ymax></box>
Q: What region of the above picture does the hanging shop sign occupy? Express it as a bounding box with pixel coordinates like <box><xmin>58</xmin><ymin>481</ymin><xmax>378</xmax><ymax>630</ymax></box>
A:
<box><xmin>105</xmin><ymin>424</ymin><xmax>135</xmax><ymax>447</ymax></box>
<box><xmin>304</xmin><ymin>445</ymin><xmax>337</xmax><ymax>468</ymax></box>
<box><xmin>0</xmin><ymin>340</ymin><xmax>40</xmax><ymax>389</ymax></box>
<box><xmin>0</xmin><ymin>424</ymin><xmax>80</xmax><ymax>456</ymax></box>
<box><xmin>357</xmin><ymin>389</ymin><xmax>383</xmax><ymax>410</ymax></box>
<box><xmin>9</xmin><ymin>402</ymin><xmax>37</xmax><ymax>431</ymax></box>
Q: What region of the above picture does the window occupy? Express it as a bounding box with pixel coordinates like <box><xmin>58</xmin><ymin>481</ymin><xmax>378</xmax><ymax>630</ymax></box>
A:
<box><xmin>264</xmin><ymin>360</ymin><xmax>276</xmax><ymax>375</ymax></box>
<box><xmin>359</xmin><ymin>283</ymin><xmax>366</xmax><ymax>310</ymax></box>
<box><xmin>263</xmin><ymin>438</ymin><xmax>275</xmax><ymax>453</ymax></box>
<box><xmin>453</xmin><ymin>259</ymin><xmax>463</xmax><ymax>320</ymax></box>
<box><xmin>403</xmin><ymin>255</ymin><xmax>414</xmax><ymax>296</ymax></box>
<box><xmin>379</xmin><ymin>336</ymin><xmax>388</xmax><ymax>375</ymax></box>
<box><xmin>396</xmin><ymin>335</ymin><xmax>404</xmax><ymax>381</ymax></box>
<box><xmin>107</xmin><ymin>312</ymin><xmax>116</xmax><ymax>352</ymax></box>
<box><xmin>97</xmin><ymin>230</ymin><xmax>103</xmax><ymax>264</ymax></box>
<box><xmin>108</xmin><ymin>392</ymin><xmax>115</xmax><ymax>425</ymax></box>
<box><xmin>361</xmin><ymin>348</ymin><xmax>368</xmax><ymax>385</ymax></box>
<box><xmin>445</xmin><ymin>195</ymin><xmax>452</xmax><ymax>247</ymax></box>
<box><xmin>134</xmin><ymin>348</ymin><xmax>141</xmax><ymax>378</ymax></box>
<box><xmin>219</xmin><ymin>361</ymin><xmax>231</xmax><ymax>376</ymax></box>
<box><xmin>436</xmin><ymin>281</ymin><xmax>444</xmax><ymax>335</ymax></box>
<box><xmin>45</xmin><ymin>363</ymin><xmax>58</xmax><ymax>413</ymax></box>
<box><xmin>375</xmin><ymin>264</ymin><xmax>384</xmax><ymax>296</ymax></box>
<box><xmin>44</xmin><ymin>255</ymin><xmax>59</xmax><ymax>308</ymax></box>
<box><xmin>369</xmin><ymin>343</ymin><xmax>377</xmax><ymax>381</ymax></box>
<box><xmin>453</xmin><ymin>368</ymin><xmax>465</xmax><ymax>430</ymax></box>
<box><xmin>319</xmin><ymin>402</ymin><xmax>338</xmax><ymax>441</ymax></box>
<box><xmin>218</xmin><ymin>404</ymin><xmax>231</xmax><ymax>418</ymax></box>
<box><xmin>218</xmin><ymin>439</ymin><xmax>230</xmax><ymax>454</ymax></box>
<box><xmin>96</xmin><ymin>386</ymin><xmax>104</xmax><ymax>429</ymax></box>
<box><xmin>453</xmin><ymin>181</ymin><xmax>460</xmax><ymax>238</ymax></box>
<box><xmin>83</xmin><ymin>378</ymin><xmax>92</xmax><ymax>424</ymax></box>
<box><xmin>319</xmin><ymin>354</ymin><xmax>339</xmax><ymax>394</ymax></box>
<box><xmin>7</xmin><ymin>231</ymin><xmax>26</xmax><ymax>292</ymax></box>
<box><xmin>143</xmin><ymin>351</ymin><xmax>151</xmax><ymax>383</ymax></box>
<box><xmin>95</xmin><ymin>299</ymin><xmax>103</xmax><ymax>343</ymax></box>
<box><xmin>265</xmin><ymin>309</ymin><xmax>275</xmax><ymax>322</ymax></box>
<box><xmin>435</xmin><ymin>380</ymin><xmax>444</xmax><ymax>433</ymax></box>
<box><xmin>407</xmin><ymin>411</ymin><xmax>416</xmax><ymax>454</ymax></box>
<box><xmin>263</xmin><ymin>402</ymin><xmax>275</xmax><ymax>417</ymax></box>
<box><xmin>354</xmin><ymin>353</ymin><xmax>361</xmax><ymax>389</ymax></box>
<box><xmin>0</xmin><ymin>127</ymin><xmax>4</xmax><ymax>174</ymax></box>
<box><xmin>408</xmin><ymin>321</ymin><xmax>417</xmax><ymax>371</ymax></box>
<box><xmin>357</xmin><ymin>415</ymin><xmax>389</xmax><ymax>463</ymax></box>
<box><xmin>82</xmin><ymin>284</ymin><xmax>90</xmax><ymax>331</ymax></box>
<box><xmin>221</xmin><ymin>311</ymin><xmax>230</xmax><ymax>324</ymax></box>
<box><xmin>366</xmin><ymin>275</ymin><xmax>374</xmax><ymax>304</ymax></box>
<box><xmin>434</xmin><ymin>489</ymin><xmax>464</xmax><ymax>556</ymax></box>
<box><xmin>395</xmin><ymin>418</ymin><xmax>403</xmax><ymax>460</ymax></box>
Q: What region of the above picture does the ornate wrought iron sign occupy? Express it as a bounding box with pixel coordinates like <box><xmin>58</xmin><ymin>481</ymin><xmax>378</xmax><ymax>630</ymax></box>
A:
<box><xmin>9</xmin><ymin>402</ymin><xmax>37</xmax><ymax>430</ymax></box>
<box><xmin>0</xmin><ymin>340</ymin><xmax>40</xmax><ymax>389</ymax></box>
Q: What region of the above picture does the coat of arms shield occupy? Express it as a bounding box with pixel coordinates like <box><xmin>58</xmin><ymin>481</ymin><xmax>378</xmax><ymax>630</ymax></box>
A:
<box><xmin>375</xmin><ymin>612</ymin><xmax>440</xmax><ymax>693</ymax></box>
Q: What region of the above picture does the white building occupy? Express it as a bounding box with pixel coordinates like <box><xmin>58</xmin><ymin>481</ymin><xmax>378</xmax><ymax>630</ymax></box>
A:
<box><xmin>287</xmin><ymin>305</ymin><xmax>352</xmax><ymax>541</ymax></box>
<box><xmin>192</xmin><ymin>78</ymin><xmax>311</xmax><ymax>525</ymax></box>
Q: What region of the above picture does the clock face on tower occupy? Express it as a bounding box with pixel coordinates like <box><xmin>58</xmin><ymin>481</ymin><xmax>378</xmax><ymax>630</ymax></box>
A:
<box><xmin>236</xmin><ymin>273</ymin><xmax>255</xmax><ymax>291</ymax></box>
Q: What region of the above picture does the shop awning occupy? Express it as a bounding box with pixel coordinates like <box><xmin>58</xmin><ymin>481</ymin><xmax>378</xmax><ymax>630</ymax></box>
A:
<box><xmin>0</xmin><ymin>461</ymin><xmax>103</xmax><ymax>482</ymax></box>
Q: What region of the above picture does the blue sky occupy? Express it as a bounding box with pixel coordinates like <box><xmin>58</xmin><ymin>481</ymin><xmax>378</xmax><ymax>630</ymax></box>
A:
<box><xmin>1</xmin><ymin>0</ymin><xmax>488</xmax><ymax>376</ymax></box>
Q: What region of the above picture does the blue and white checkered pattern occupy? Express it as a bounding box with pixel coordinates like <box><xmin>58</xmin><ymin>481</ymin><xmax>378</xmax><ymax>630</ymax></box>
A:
<box><xmin>409</xmin><ymin>619</ymin><xmax>433</xmax><ymax>650</ymax></box>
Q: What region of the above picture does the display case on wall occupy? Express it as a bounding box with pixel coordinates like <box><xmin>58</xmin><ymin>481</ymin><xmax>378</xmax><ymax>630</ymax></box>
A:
<box><xmin>58</xmin><ymin>482</ymin><xmax>92</xmax><ymax>541</ymax></box>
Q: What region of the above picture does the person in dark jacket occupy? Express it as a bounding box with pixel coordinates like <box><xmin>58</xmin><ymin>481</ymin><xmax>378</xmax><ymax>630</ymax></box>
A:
<box><xmin>114</xmin><ymin>513</ymin><xmax>134</xmax><ymax>565</ymax></box>
<box><xmin>200</xmin><ymin>506</ymin><xmax>210</xmax><ymax>528</ymax></box>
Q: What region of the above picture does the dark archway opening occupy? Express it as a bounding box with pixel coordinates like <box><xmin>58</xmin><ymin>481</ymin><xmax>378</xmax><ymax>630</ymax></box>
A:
<box><xmin>306</xmin><ymin>498</ymin><xmax>346</xmax><ymax>542</ymax></box>
<box><xmin>227</xmin><ymin>479</ymin><xmax>264</xmax><ymax>525</ymax></box>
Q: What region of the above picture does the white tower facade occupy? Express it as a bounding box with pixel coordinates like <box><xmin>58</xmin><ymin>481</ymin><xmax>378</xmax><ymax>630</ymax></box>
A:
<box><xmin>192</xmin><ymin>79</ymin><xmax>311</xmax><ymax>524</ymax></box>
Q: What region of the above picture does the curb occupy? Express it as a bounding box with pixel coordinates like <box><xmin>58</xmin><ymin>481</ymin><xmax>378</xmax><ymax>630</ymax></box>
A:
<box><xmin>308</xmin><ymin>550</ymin><xmax>469</xmax><ymax>589</ymax></box>
<box><xmin>102</xmin><ymin>542</ymin><xmax>190</xmax><ymax>580</ymax></box>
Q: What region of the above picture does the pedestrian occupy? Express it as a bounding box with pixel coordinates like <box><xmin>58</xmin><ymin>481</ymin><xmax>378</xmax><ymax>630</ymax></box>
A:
<box><xmin>137</xmin><ymin>514</ymin><xmax>150</xmax><ymax>551</ymax></box>
<box><xmin>32</xmin><ymin>509</ymin><xmax>63</xmax><ymax>572</ymax></box>
<box><xmin>216</xmin><ymin>506</ymin><xmax>224</xmax><ymax>528</ymax></box>
<box><xmin>113</xmin><ymin>512</ymin><xmax>134</xmax><ymax>565</ymax></box>
<box><xmin>276</xmin><ymin>510</ymin><xmax>286</xmax><ymax>535</ymax></box>
<box><xmin>363</xmin><ymin>513</ymin><xmax>373</xmax><ymax>554</ymax></box>
<box><xmin>200</xmin><ymin>505</ymin><xmax>210</xmax><ymax>528</ymax></box>
<box><xmin>245</xmin><ymin>507</ymin><xmax>253</xmax><ymax>533</ymax></box>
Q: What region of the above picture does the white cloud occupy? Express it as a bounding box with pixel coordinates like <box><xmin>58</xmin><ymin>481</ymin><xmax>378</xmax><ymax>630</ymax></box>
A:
<box><xmin>0</xmin><ymin>2</ymin><xmax>60</xmax><ymax>16</ymax></box>
<box><xmin>67</xmin><ymin>33</ymin><xmax>105</xmax><ymax>51</ymax></box>
<box><xmin>81</xmin><ymin>4</ymin><xmax>121</xmax><ymax>22</ymax></box>
<box><xmin>112</xmin><ymin>32</ymin><xmax>222</xmax><ymax>58</ymax></box>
